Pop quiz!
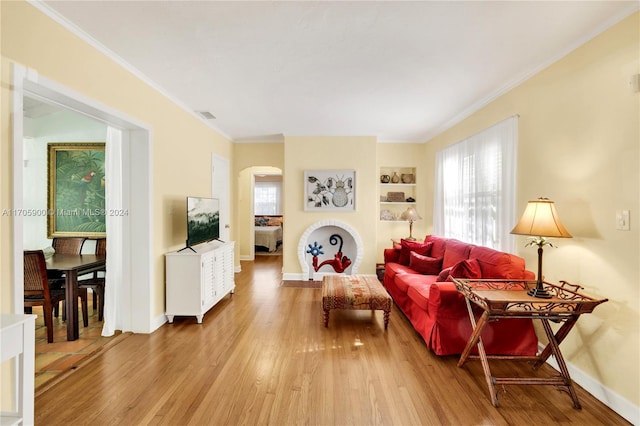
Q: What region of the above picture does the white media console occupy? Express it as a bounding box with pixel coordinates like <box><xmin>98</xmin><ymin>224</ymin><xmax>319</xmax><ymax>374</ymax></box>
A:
<box><xmin>165</xmin><ymin>240</ymin><xmax>235</xmax><ymax>324</ymax></box>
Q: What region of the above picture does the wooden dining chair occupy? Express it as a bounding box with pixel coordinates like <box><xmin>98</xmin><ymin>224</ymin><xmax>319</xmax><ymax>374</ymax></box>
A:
<box><xmin>52</xmin><ymin>237</ymin><xmax>87</xmax><ymax>255</ymax></box>
<box><xmin>49</xmin><ymin>237</ymin><xmax>87</xmax><ymax>283</ymax></box>
<box><xmin>79</xmin><ymin>238</ymin><xmax>106</xmax><ymax>321</ymax></box>
<box><xmin>50</xmin><ymin>237</ymin><xmax>88</xmax><ymax>319</ymax></box>
<box><xmin>24</xmin><ymin>250</ymin><xmax>70</xmax><ymax>343</ymax></box>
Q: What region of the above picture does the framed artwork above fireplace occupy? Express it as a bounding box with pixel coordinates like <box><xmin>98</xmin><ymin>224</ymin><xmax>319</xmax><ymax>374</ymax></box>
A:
<box><xmin>304</xmin><ymin>169</ymin><xmax>355</xmax><ymax>211</ymax></box>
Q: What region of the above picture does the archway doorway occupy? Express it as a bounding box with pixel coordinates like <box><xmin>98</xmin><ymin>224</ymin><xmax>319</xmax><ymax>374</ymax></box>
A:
<box><xmin>238</xmin><ymin>166</ymin><xmax>283</xmax><ymax>260</ymax></box>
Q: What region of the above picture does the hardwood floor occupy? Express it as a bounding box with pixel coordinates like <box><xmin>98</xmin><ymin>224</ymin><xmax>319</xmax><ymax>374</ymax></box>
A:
<box><xmin>35</xmin><ymin>255</ymin><xmax>629</xmax><ymax>425</ymax></box>
<box><xmin>33</xmin><ymin>296</ymin><xmax>121</xmax><ymax>390</ymax></box>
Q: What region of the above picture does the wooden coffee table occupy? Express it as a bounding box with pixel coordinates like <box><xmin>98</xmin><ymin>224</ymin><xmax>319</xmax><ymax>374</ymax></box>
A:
<box><xmin>322</xmin><ymin>275</ymin><xmax>391</xmax><ymax>329</ymax></box>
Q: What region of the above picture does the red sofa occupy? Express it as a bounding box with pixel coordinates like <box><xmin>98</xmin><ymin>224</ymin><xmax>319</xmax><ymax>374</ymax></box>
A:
<box><xmin>383</xmin><ymin>235</ymin><xmax>539</xmax><ymax>356</ymax></box>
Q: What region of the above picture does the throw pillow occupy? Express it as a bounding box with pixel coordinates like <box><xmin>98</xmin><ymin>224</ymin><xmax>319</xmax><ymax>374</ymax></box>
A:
<box><xmin>398</xmin><ymin>240</ymin><xmax>433</xmax><ymax>266</ymax></box>
<box><xmin>409</xmin><ymin>252</ymin><xmax>443</xmax><ymax>275</ymax></box>
<box><xmin>437</xmin><ymin>266</ymin><xmax>453</xmax><ymax>282</ymax></box>
<box><xmin>267</xmin><ymin>217</ymin><xmax>283</xmax><ymax>227</ymax></box>
<box><xmin>254</xmin><ymin>217</ymin><xmax>268</xmax><ymax>226</ymax></box>
<box><xmin>447</xmin><ymin>258</ymin><xmax>482</xmax><ymax>280</ymax></box>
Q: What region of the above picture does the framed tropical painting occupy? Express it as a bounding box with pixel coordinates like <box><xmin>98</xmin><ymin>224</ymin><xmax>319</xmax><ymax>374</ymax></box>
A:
<box><xmin>47</xmin><ymin>143</ymin><xmax>106</xmax><ymax>238</ymax></box>
<box><xmin>304</xmin><ymin>169</ymin><xmax>356</xmax><ymax>211</ymax></box>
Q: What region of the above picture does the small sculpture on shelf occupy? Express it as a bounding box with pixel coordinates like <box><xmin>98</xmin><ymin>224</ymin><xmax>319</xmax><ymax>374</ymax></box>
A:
<box><xmin>380</xmin><ymin>209</ymin><xmax>395</xmax><ymax>221</ymax></box>
<box><xmin>401</xmin><ymin>173</ymin><xmax>414</xmax><ymax>183</ymax></box>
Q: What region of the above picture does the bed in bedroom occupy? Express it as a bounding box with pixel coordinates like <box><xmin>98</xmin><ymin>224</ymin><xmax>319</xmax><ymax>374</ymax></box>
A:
<box><xmin>255</xmin><ymin>216</ymin><xmax>283</xmax><ymax>253</ymax></box>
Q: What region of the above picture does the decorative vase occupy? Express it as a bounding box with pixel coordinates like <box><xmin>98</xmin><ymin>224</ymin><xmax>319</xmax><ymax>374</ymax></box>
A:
<box><xmin>401</xmin><ymin>173</ymin><xmax>414</xmax><ymax>184</ymax></box>
<box><xmin>380</xmin><ymin>174</ymin><xmax>390</xmax><ymax>183</ymax></box>
<box><xmin>391</xmin><ymin>172</ymin><xmax>400</xmax><ymax>183</ymax></box>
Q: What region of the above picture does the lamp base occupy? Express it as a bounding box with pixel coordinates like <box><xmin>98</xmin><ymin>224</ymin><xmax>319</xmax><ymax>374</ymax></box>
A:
<box><xmin>527</xmin><ymin>286</ymin><xmax>552</xmax><ymax>299</ymax></box>
<box><xmin>404</xmin><ymin>236</ymin><xmax>416</xmax><ymax>241</ymax></box>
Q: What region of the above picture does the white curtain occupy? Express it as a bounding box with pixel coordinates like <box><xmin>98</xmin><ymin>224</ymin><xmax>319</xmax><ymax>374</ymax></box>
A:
<box><xmin>102</xmin><ymin>126</ymin><xmax>124</xmax><ymax>336</ymax></box>
<box><xmin>433</xmin><ymin>116</ymin><xmax>518</xmax><ymax>252</ymax></box>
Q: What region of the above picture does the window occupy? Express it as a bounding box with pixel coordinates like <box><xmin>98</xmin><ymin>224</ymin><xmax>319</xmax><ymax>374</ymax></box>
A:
<box><xmin>254</xmin><ymin>180</ymin><xmax>282</xmax><ymax>215</ymax></box>
<box><xmin>433</xmin><ymin>116</ymin><xmax>517</xmax><ymax>252</ymax></box>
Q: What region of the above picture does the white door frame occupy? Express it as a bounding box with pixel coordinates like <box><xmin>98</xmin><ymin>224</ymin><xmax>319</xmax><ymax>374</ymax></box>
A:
<box><xmin>11</xmin><ymin>64</ymin><xmax>155</xmax><ymax>333</ymax></box>
<box><xmin>212</xmin><ymin>154</ymin><xmax>231</xmax><ymax>243</ymax></box>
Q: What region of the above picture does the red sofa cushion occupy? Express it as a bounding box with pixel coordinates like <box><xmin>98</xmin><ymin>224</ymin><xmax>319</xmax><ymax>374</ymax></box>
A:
<box><xmin>384</xmin><ymin>262</ymin><xmax>416</xmax><ymax>283</ymax></box>
<box><xmin>445</xmin><ymin>258</ymin><xmax>482</xmax><ymax>281</ymax></box>
<box><xmin>409</xmin><ymin>252</ymin><xmax>443</xmax><ymax>275</ymax></box>
<box><xmin>469</xmin><ymin>245</ymin><xmax>527</xmax><ymax>279</ymax></box>
<box><xmin>425</xmin><ymin>235</ymin><xmax>448</xmax><ymax>258</ymax></box>
<box><xmin>442</xmin><ymin>239</ymin><xmax>472</xmax><ymax>269</ymax></box>
<box><xmin>398</xmin><ymin>240</ymin><xmax>432</xmax><ymax>266</ymax></box>
<box><xmin>394</xmin><ymin>271</ymin><xmax>437</xmax><ymax>293</ymax></box>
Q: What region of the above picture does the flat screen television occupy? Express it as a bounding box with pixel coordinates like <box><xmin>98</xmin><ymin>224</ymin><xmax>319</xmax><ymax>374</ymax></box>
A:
<box><xmin>186</xmin><ymin>196</ymin><xmax>220</xmax><ymax>248</ymax></box>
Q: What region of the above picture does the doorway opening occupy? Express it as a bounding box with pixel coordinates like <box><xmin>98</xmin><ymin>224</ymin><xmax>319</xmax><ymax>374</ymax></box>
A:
<box><xmin>11</xmin><ymin>64</ymin><xmax>154</xmax><ymax>336</ymax></box>
<box><xmin>238</xmin><ymin>166</ymin><xmax>282</xmax><ymax>260</ymax></box>
<box><xmin>254</xmin><ymin>173</ymin><xmax>283</xmax><ymax>256</ymax></box>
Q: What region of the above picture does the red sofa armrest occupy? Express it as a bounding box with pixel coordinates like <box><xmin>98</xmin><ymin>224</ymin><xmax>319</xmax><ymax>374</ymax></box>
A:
<box><xmin>384</xmin><ymin>248</ymin><xmax>400</xmax><ymax>264</ymax></box>
<box><xmin>428</xmin><ymin>281</ymin><xmax>468</xmax><ymax>318</ymax></box>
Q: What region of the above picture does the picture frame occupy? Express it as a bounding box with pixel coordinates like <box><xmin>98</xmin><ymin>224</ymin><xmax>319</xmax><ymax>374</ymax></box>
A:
<box><xmin>47</xmin><ymin>142</ymin><xmax>107</xmax><ymax>238</ymax></box>
<box><xmin>304</xmin><ymin>169</ymin><xmax>356</xmax><ymax>211</ymax></box>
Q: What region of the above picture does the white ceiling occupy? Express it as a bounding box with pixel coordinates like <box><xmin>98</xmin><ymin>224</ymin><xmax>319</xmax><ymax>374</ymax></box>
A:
<box><xmin>40</xmin><ymin>1</ymin><xmax>638</xmax><ymax>143</ymax></box>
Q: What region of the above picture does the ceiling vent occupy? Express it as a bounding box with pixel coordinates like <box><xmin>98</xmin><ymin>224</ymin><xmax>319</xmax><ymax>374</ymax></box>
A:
<box><xmin>197</xmin><ymin>111</ymin><xmax>216</xmax><ymax>120</ymax></box>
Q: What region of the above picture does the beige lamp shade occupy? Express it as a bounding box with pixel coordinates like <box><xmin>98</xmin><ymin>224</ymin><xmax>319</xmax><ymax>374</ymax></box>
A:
<box><xmin>400</xmin><ymin>207</ymin><xmax>422</xmax><ymax>222</ymax></box>
<box><xmin>511</xmin><ymin>198</ymin><xmax>572</xmax><ymax>238</ymax></box>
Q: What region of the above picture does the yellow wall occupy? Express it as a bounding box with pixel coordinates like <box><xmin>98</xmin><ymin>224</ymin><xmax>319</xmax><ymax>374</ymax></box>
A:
<box><xmin>1</xmin><ymin>2</ymin><xmax>233</xmax><ymax>319</ymax></box>
<box><xmin>424</xmin><ymin>13</ymin><xmax>639</xmax><ymax>406</ymax></box>
<box><xmin>234</xmin><ymin>142</ymin><xmax>285</xmax><ymax>172</ymax></box>
<box><xmin>283</xmin><ymin>136</ymin><xmax>377</xmax><ymax>276</ymax></box>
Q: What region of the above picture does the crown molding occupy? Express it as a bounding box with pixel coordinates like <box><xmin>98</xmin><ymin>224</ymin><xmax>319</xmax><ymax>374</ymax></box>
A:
<box><xmin>27</xmin><ymin>0</ymin><xmax>233</xmax><ymax>141</ymax></box>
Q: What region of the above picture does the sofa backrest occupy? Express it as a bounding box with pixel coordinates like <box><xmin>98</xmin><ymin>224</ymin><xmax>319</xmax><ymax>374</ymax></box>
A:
<box><xmin>423</xmin><ymin>235</ymin><xmax>530</xmax><ymax>279</ymax></box>
<box><xmin>469</xmin><ymin>245</ymin><xmax>528</xmax><ymax>279</ymax></box>
<box><xmin>424</xmin><ymin>235</ymin><xmax>448</xmax><ymax>258</ymax></box>
<box><xmin>442</xmin><ymin>239</ymin><xmax>472</xmax><ymax>269</ymax></box>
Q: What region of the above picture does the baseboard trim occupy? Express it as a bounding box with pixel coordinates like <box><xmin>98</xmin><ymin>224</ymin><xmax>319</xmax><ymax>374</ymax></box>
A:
<box><xmin>152</xmin><ymin>313</ymin><xmax>167</xmax><ymax>332</ymax></box>
<box><xmin>283</xmin><ymin>273</ymin><xmax>305</xmax><ymax>281</ymax></box>
<box><xmin>540</xmin><ymin>343</ymin><xmax>638</xmax><ymax>425</ymax></box>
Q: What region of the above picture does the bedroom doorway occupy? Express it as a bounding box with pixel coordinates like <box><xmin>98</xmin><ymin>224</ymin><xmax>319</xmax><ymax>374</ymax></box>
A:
<box><xmin>237</xmin><ymin>166</ymin><xmax>282</xmax><ymax>261</ymax></box>
<box><xmin>254</xmin><ymin>173</ymin><xmax>283</xmax><ymax>257</ymax></box>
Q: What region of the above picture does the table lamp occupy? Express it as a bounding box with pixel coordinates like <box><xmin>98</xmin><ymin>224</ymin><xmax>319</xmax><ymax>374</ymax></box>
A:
<box><xmin>400</xmin><ymin>207</ymin><xmax>422</xmax><ymax>241</ymax></box>
<box><xmin>511</xmin><ymin>198</ymin><xmax>572</xmax><ymax>298</ymax></box>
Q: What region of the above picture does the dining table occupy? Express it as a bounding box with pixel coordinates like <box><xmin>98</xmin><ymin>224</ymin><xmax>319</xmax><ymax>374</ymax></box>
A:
<box><xmin>46</xmin><ymin>253</ymin><xmax>106</xmax><ymax>341</ymax></box>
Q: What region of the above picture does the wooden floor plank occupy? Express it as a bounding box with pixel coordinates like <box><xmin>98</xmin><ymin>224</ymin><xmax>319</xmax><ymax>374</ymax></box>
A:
<box><xmin>35</xmin><ymin>255</ymin><xmax>630</xmax><ymax>425</ymax></box>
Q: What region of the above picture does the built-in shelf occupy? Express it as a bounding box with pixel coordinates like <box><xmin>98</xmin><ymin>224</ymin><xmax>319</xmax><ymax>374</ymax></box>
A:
<box><xmin>379</xmin><ymin>166</ymin><xmax>417</xmax><ymax>221</ymax></box>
